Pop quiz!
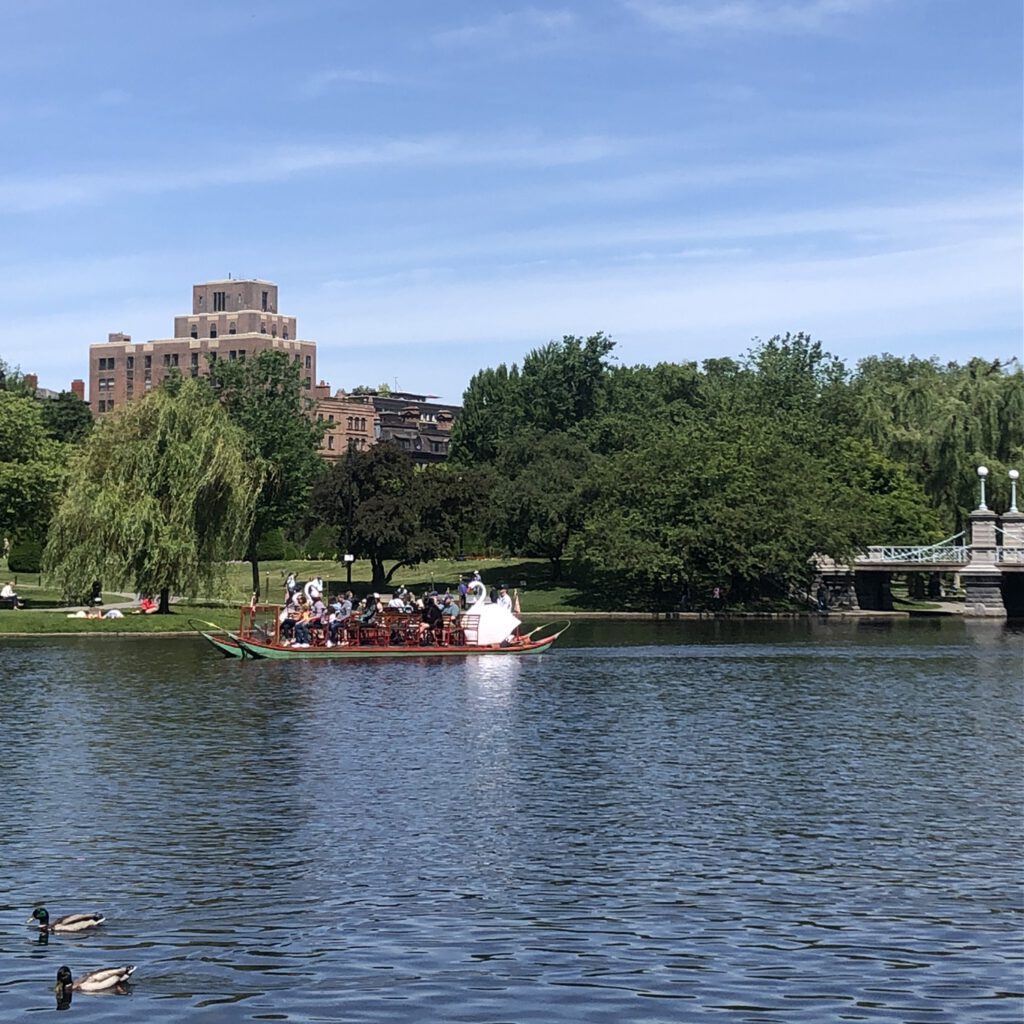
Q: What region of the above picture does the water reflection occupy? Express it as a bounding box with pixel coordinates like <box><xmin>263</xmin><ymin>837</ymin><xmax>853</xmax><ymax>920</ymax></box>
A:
<box><xmin>0</xmin><ymin>623</ymin><xmax>1020</xmax><ymax>1022</ymax></box>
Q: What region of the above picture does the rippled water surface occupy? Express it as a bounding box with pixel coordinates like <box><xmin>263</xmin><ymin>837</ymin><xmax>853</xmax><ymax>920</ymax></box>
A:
<box><xmin>1</xmin><ymin>618</ymin><xmax>1021</xmax><ymax>1021</ymax></box>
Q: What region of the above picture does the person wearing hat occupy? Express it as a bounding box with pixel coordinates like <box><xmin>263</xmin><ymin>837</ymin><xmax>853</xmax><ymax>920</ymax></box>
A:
<box><xmin>496</xmin><ymin>585</ymin><xmax>513</xmax><ymax>611</ymax></box>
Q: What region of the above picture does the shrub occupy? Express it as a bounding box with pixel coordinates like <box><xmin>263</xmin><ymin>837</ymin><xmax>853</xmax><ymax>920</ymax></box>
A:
<box><xmin>304</xmin><ymin>525</ymin><xmax>337</xmax><ymax>560</ymax></box>
<box><xmin>254</xmin><ymin>528</ymin><xmax>286</xmax><ymax>561</ymax></box>
<box><xmin>8</xmin><ymin>534</ymin><xmax>44</xmax><ymax>573</ymax></box>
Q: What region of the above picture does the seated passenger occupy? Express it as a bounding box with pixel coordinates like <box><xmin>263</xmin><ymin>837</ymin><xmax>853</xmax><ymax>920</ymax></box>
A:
<box><xmin>328</xmin><ymin>592</ymin><xmax>353</xmax><ymax>645</ymax></box>
<box><xmin>420</xmin><ymin>594</ymin><xmax>444</xmax><ymax>643</ymax></box>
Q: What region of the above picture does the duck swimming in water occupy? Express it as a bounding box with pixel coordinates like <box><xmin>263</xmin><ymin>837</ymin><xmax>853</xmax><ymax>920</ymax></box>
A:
<box><xmin>55</xmin><ymin>964</ymin><xmax>135</xmax><ymax>996</ymax></box>
<box><xmin>28</xmin><ymin>907</ymin><xmax>106</xmax><ymax>933</ymax></box>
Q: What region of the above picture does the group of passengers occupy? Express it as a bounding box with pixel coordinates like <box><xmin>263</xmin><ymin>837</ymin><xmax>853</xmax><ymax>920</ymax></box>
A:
<box><xmin>276</xmin><ymin>577</ymin><xmax>473</xmax><ymax>648</ymax></box>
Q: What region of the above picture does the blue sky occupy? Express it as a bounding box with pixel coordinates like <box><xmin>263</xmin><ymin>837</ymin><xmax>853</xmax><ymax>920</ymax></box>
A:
<box><xmin>3</xmin><ymin>0</ymin><xmax>1021</xmax><ymax>402</ymax></box>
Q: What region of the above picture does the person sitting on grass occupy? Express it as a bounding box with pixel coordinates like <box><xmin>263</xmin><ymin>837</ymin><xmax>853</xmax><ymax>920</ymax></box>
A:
<box><xmin>138</xmin><ymin>595</ymin><xmax>158</xmax><ymax>614</ymax></box>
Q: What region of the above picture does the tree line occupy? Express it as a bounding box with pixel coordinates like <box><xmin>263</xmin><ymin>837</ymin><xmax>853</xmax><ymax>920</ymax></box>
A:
<box><xmin>1</xmin><ymin>334</ymin><xmax>1020</xmax><ymax>611</ymax></box>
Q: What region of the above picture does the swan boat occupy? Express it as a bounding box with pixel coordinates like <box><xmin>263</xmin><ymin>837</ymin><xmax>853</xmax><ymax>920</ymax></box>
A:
<box><xmin>192</xmin><ymin>592</ymin><xmax>568</xmax><ymax>661</ymax></box>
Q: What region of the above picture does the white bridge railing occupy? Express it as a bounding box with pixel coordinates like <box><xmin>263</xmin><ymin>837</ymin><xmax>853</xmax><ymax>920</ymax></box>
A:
<box><xmin>862</xmin><ymin>532</ymin><xmax>968</xmax><ymax>564</ymax></box>
<box><xmin>998</xmin><ymin>547</ymin><xmax>1024</xmax><ymax>564</ymax></box>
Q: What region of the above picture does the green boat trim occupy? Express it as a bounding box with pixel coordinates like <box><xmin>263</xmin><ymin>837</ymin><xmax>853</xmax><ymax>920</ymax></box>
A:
<box><xmin>195</xmin><ymin>603</ymin><xmax>570</xmax><ymax>662</ymax></box>
<box><xmin>189</xmin><ymin>618</ymin><xmax>245</xmax><ymax>659</ymax></box>
<box><xmin>235</xmin><ymin>629</ymin><xmax>565</xmax><ymax>660</ymax></box>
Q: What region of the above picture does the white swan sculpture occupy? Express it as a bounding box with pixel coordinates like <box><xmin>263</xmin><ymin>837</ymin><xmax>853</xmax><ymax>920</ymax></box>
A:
<box><xmin>463</xmin><ymin>580</ymin><xmax>520</xmax><ymax>645</ymax></box>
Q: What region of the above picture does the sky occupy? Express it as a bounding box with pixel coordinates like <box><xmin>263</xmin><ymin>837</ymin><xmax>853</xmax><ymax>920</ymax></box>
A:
<box><xmin>2</xmin><ymin>0</ymin><xmax>1021</xmax><ymax>402</ymax></box>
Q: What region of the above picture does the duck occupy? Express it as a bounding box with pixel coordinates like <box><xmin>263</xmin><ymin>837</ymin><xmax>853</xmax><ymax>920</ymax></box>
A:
<box><xmin>55</xmin><ymin>964</ymin><xmax>136</xmax><ymax>995</ymax></box>
<box><xmin>28</xmin><ymin>907</ymin><xmax>106</xmax><ymax>933</ymax></box>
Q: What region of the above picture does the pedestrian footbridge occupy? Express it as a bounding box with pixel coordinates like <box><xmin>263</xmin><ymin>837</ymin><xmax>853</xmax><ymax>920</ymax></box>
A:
<box><xmin>820</xmin><ymin>500</ymin><xmax>1024</xmax><ymax>618</ymax></box>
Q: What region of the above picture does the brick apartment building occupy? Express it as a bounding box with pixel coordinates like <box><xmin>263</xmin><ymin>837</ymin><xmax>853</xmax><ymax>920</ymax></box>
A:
<box><xmin>313</xmin><ymin>386</ymin><xmax>458</xmax><ymax>463</ymax></box>
<box><xmin>89</xmin><ymin>279</ymin><xmax>316</xmax><ymax>413</ymax></box>
<box><xmin>88</xmin><ymin>278</ymin><xmax>459</xmax><ymax>462</ymax></box>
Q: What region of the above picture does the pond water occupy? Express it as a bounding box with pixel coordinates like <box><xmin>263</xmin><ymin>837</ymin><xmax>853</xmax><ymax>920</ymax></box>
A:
<box><xmin>0</xmin><ymin>619</ymin><xmax>1020</xmax><ymax>1022</ymax></box>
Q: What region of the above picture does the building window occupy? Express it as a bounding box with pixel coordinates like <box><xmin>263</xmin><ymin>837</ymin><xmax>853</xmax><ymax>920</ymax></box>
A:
<box><xmin>271</xmin><ymin>323</ymin><xmax>277</xmax><ymax>337</ymax></box>
<box><xmin>190</xmin><ymin>326</ymin><xmax>198</xmax><ymax>339</ymax></box>
<box><xmin>260</xmin><ymin>322</ymin><xmax>267</xmax><ymax>334</ymax></box>
<box><xmin>213</xmin><ymin>291</ymin><xmax>227</xmax><ymax>312</ymax></box>
<box><xmin>283</xmin><ymin>328</ymin><xmax>289</xmax><ymax>339</ymax></box>
<box><xmin>304</xmin><ymin>377</ymin><xmax>311</xmax><ymax>389</ymax></box>
<box><xmin>191</xmin><ymin>352</ymin><xmax>199</xmax><ymax>366</ymax></box>
<box><xmin>210</xmin><ymin>325</ymin><xmax>217</xmax><ymax>339</ymax></box>
<box><xmin>328</xmin><ymin>414</ymin><xmax>335</xmax><ymax>423</ymax></box>
<box><xmin>126</xmin><ymin>356</ymin><xmax>134</xmax><ymax>369</ymax></box>
<box><xmin>163</xmin><ymin>354</ymin><xmax>171</xmax><ymax>367</ymax></box>
<box><xmin>229</xmin><ymin>350</ymin><xmax>237</xmax><ymax>361</ymax></box>
<box><xmin>144</xmin><ymin>355</ymin><xmax>152</xmax><ymax>369</ymax></box>
<box><xmin>293</xmin><ymin>354</ymin><xmax>300</xmax><ymax>363</ymax></box>
<box><xmin>261</xmin><ymin>290</ymin><xmax>268</xmax><ymax>311</ymax></box>
<box><xmin>305</xmin><ymin>355</ymin><xmax>311</xmax><ymax>369</ymax></box>
<box><xmin>327</xmin><ymin>435</ymin><xmax>335</xmax><ymax>450</ymax></box>
<box><xmin>238</xmin><ymin>350</ymin><xmax>245</xmax><ymax>361</ymax></box>
<box><xmin>346</xmin><ymin>416</ymin><xmax>353</xmax><ymax>430</ymax></box>
<box><xmin>229</xmin><ymin>322</ymin><xmax>236</xmax><ymax>335</ymax></box>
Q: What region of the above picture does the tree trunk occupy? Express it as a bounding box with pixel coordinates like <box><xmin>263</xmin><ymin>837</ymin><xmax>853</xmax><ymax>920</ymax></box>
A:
<box><xmin>158</xmin><ymin>586</ymin><xmax>171</xmax><ymax>614</ymax></box>
<box><xmin>250</xmin><ymin>557</ymin><xmax>261</xmax><ymax>601</ymax></box>
<box><xmin>370</xmin><ymin>557</ymin><xmax>386</xmax><ymax>591</ymax></box>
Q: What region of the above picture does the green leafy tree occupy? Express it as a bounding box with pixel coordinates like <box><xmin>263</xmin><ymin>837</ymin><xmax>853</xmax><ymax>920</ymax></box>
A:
<box><xmin>850</xmin><ymin>355</ymin><xmax>1024</xmax><ymax>530</ymax></box>
<box><xmin>40</xmin><ymin>391</ymin><xmax>94</xmax><ymax>443</ymax></box>
<box><xmin>44</xmin><ymin>378</ymin><xmax>260</xmax><ymax>612</ymax></box>
<box><xmin>517</xmin><ymin>333</ymin><xmax>615</xmax><ymax>435</ymax></box>
<box><xmin>0</xmin><ymin>391</ymin><xmax>68</xmax><ymax>547</ymax></box>
<box><xmin>207</xmin><ymin>350</ymin><xmax>324</xmax><ymax>598</ymax></box>
<box><xmin>450</xmin><ymin>334</ymin><xmax>615</xmax><ymax>464</ymax></box>
<box><xmin>311</xmin><ymin>443</ymin><xmax>489</xmax><ymax>589</ymax></box>
<box><xmin>449</xmin><ymin>363</ymin><xmax>522</xmax><ymax>464</ymax></box>
<box><xmin>0</xmin><ymin>358</ymin><xmax>35</xmax><ymax>396</ymax></box>
<box><xmin>489</xmin><ymin>431</ymin><xmax>593</xmax><ymax>576</ymax></box>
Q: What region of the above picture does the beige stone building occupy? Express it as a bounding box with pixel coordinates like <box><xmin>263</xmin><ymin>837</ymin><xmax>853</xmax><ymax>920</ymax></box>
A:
<box><xmin>89</xmin><ymin>279</ymin><xmax>316</xmax><ymax>413</ymax></box>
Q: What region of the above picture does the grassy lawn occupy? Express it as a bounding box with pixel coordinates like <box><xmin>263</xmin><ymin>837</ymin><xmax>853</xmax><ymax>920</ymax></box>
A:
<box><xmin>0</xmin><ymin>556</ymin><xmax>582</xmax><ymax>634</ymax></box>
<box><xmin>225</xmin><ymin>557</ymin><xmax>582</xmax><ymax>613</ymax></box>
<box><xmin>0</xmin><ymin>605</ymin><xmax>242</xmax><ymax>634</ymax></box>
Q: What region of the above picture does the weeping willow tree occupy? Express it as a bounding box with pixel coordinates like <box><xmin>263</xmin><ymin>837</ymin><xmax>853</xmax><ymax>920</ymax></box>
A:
<box><xmin>850</xmin><ymin>356</ymin><xmax>1024</xmax><ymax>532</ymax></box>
<box><xmin>44</xmin><ymin>377</ymin><xmax>261</xmax><ymax>612</ymax></box>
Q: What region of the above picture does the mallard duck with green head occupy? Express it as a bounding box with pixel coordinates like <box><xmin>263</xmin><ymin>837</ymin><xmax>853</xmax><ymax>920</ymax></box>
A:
<box><xmin>28</xmin><ymin>907</ymin><xmax>106</xmax><ymax>933</ymax></box>
<box><xmin>55</xmin><ymin>964</ymin><xmax>135</xmax><ymax>996</ymax></box>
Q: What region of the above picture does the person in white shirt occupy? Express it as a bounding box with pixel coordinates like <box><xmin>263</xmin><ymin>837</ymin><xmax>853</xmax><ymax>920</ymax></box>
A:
<box><xmin>496</xmin><ymin>586</ymin><xmax>513</xmax><ymax>611</ymax></box>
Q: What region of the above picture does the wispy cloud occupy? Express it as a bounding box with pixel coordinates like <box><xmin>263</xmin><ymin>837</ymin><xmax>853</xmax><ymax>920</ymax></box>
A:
<box><xmin>300</xmin><ymin>68</ymin><xmax>406</xmax><ymax>98</ymax></box>
<box><xmin>0</xmin><ymin>133</ymin><xmax>618</xmax><ymax>213</ymax></box>
<box><xmin>433</xmin><ymin>8</ymin><xmax>577</xmax><ymax>49</ymax></box>
<box><xmin>624</xmin><ymin>0</ymin><xmax>879</xmax><ymax>34</ymax></box>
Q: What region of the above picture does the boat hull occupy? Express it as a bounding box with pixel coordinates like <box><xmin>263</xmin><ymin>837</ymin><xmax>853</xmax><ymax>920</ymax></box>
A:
<box><xmin>236</xmin><ymin>635</ymin><xmax>559</xmax><ymax>660</ymax></box>
<box><xmin>191</xmin><ymin>620</ymin><xmax>245</xmax><ymax>658</ymax></box>
<box><xmin>193</xmin><ymin>607</ymin><xmax>568</xmax><ymax>661</ymax></box>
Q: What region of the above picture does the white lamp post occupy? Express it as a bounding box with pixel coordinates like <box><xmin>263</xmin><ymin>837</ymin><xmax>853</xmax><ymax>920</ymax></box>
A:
<box><xmin>1010</xmin><ymin>469</ymin><xmax>1020</xmax><ymax>513</ymax></box>
<box><xmin>977</xmin><ymin>465</ymin><xmax>989</xmax><ymax>510</ymax></box>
